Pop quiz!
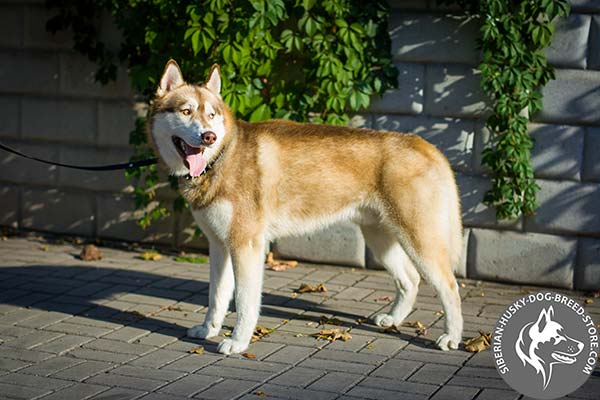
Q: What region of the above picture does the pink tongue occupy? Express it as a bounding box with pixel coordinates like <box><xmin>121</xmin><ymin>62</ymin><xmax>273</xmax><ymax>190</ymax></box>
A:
<box><xmin>185</xmin><ymin>152</ymin><xmax>207</xmax><ymax>177</ymax></box>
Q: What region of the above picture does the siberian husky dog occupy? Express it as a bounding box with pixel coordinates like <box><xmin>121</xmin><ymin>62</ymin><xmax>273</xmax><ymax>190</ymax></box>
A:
<box><xmin>149</xmin><ymin>60</ymin><xmax>463</xmax><ymax>354</ymax></box>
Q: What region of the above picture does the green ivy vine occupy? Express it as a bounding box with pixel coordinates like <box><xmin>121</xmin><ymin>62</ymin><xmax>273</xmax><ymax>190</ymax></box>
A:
<box><xmin>441</xmin><ymin>0</ymin><xmax>570</xmax><ymax>219</ymax></box>
<box><xmin>47</xmin><ymin>0</ymin><xmax>571</xmax><ymax>226</ymax></box>
<box><xmin>46</xmin><ymin>0</ymin><xmax>398</xmax><ymax>228</ymax></box>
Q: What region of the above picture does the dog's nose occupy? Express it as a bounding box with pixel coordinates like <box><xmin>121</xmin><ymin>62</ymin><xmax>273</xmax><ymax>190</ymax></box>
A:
<box><xmin>201</xmin><ymin>131</ymin><xmax>217</xmax><ymax>145</ymax></box>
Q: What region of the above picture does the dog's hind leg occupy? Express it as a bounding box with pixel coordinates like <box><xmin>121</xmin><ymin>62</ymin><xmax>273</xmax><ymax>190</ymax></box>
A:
<box><xmin>188</xmin><ymin>238</ymin><xmax>234</xmax><ymax>339</ymax></box>
<box><xmin>361</xmin><ymin>225</ymin><xmax>420</xmax><ymax>328</ymax></box>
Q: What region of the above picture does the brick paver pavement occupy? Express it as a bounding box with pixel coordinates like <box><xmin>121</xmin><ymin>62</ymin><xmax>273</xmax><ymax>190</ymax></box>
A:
<box><xmin>0</xmin><ymin>234</ymin><xmax>598</xmax><ymax>400</ymax></box>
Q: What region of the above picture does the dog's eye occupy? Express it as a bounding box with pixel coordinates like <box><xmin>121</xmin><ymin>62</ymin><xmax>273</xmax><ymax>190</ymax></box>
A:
<box><xmin>208</xmin><ymin>112</ymin><xmax>215</xmax><ymax>119</ymax></box>
<box><xmin>181</xmin><ymin>109</ymin><xmax>191</xmax><ymax>116</ymax></box>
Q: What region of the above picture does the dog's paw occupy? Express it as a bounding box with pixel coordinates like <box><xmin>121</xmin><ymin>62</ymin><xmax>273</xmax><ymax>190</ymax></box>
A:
<box><xmin>436</xmin><ymin>333</ymin><xmax>461</xmax><ymax>351</ymax></box>
<box><xmin>217</xmin><ymin>338</ymin><xmax>249</xmax><ymax>355</ymax></box>
<box><xmin>187</xmin><ymin>324</ymin><xmax>220</xmax><ymax>339</ymax></box>
<box><xmin>374</xmin><ymin>313</ymin><xmax>395</xmax><ymax>328</ymax></box>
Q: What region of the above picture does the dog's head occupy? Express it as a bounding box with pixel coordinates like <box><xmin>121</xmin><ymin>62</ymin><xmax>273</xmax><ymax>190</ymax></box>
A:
<box><xmin>515</xmin><ymin>306</ymin><xmax>584</xmax><ymax>389</ymax></box>
<box><xmin>149</xmin><ymin>60</ymin><xmax>231</xmax><ymax>177</ymax></box>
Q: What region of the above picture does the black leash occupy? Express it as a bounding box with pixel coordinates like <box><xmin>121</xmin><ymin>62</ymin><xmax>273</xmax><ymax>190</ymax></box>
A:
<box><xmin>0</xmin><ymin>141</ymin><xmax>157</xmax><ymax>171</ymax></box>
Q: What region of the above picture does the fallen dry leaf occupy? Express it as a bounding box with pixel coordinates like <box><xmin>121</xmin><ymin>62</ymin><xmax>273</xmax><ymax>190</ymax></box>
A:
<box><xmin>80</xmin><ymin>244</ymin><xmax>102</xmax><ymax>261</ymax></box>
<box><xmin>459</xmin><ymin>282</ymin><xmax>466</xmax><ymax>288</ymax></box>
<box><xmin>381</xmin><ymin>325</ymin><xmax>401</xmax><ymax>334</ymax></box>
<box><xmin>188</xmin><ymin>346</ymin><xmax>205</xmax><ymax>355</ymax></box>
<box><xmin>319</xmin><ymin>316</ymin><xmax>344</xmax><ymax>326</ymax></box>
<box><xmin>402</xmin><ymin>321</ymin><xmax>428</xmax><ymax>336</ymax></box>
<box><xmin>242</xmin><ymin>352</ymin><xmax>257</xmax><ymax>359</ymax></box>
<box><xmin>464</xmin><ymin>330</ymin><xmax>492</xmax><ymax>353</ymax></box>
<box><xmin>251</xmin><ymin>325</ymin><xmax>274</xmax><ymax>343</ymax></box>
<box><xmin>584</xmin><ymin>298</ymin><xmax>594</xmax><ymax>304</ymax></box>
<box><xmin>265</xmin><ymin>252</ymin><xmax>298</xmax><ymax>271</ymax></box>
<box><xmin>254</xmin><ymin>391</ymin><xmax>267</xmax><ymax>397</ymax></box>
<box><xmin>139</xmin><ymin>251</ymin><xmax>162</xmax><ymax>261</ymax></box>
<box><xmin>375</xmin><ymin>295</ymin><xmax>392</xmax><ymax>302</ymax></box>
<box><xmin>39</xmin><ymin>245</ymin><xmax>49</xmax><ymax>251</ymax></box>
<box><xmin>435</xmin><ymin>310</ymin><xmax>444</xmax><ymax>317</ymax></box>
<box><xmin>1</xmin><ymin>235</ymin><xmax>7</xmax><ymax>241</ymax></box>
<box><xmin>295</xmin><ymin>283</ymin><xmax>327</xmax><ymax>294</ymax></box>
<box><xmin>310</xmin><ymin>328</ymin><xmax>352</xmax><ymax>342</ymax></box>
<box><xmin>356</xmin><ymin>317</ymin><xmax>369</xmax><ymax>325</ymax></box>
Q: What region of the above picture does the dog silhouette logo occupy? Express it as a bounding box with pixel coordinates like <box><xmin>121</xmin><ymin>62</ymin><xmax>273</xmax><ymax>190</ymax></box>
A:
<box><xmin>493</xmin><ymin>292</ymin><xmax>597</xmax><ymax>399</ymax></box>
<box><xmin>515</xmin><ymin>306</ymin><xmax>584</xmax><ymax>390</ymax></box>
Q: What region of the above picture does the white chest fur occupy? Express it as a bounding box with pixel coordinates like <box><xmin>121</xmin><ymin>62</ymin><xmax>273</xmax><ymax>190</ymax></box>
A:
<box><xmin>192</xmin><ymin>200</ymin><xmax>233</xmax><ymax>242</ymax></box>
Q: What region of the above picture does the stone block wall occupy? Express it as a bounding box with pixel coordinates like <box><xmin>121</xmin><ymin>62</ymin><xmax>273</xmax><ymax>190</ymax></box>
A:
<box><xmin>0</xmin><ymin>0</ymin><xmax>599</xmax><ymax>290</ymax></box>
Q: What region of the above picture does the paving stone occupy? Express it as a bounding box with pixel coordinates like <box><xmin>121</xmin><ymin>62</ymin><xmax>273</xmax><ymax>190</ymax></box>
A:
<box><xmin>475</xmin><ymin>388</ymin><xmax>520</xmax><ymax>400</ymax></box>
<box><xmin>0</xmin><ymin>373</ymin><xmax>71</xmax><ymax>392</ymax></box>
<box><xmin>583</xmin><ymin>127</ymin><xmax>600</xmax><ymax>182</ymax></box>
<box><xmin>369</xmin><ymin>63</ymin><xmax>424</xmax><ymax>114</ymax></box>
<box><xmin>87</xmin><ymin>386</ymin><xmax>146</xmax><ymax>400</ymax></box>
<box><xmin>19</xmin><ymin>356</ymin><xmax>83</xmax><ymax>377</ymax></box>
<box><xmin>35</xmin><ymin>334</ymin><xmax>94</xmax><ymax>354</ymax></box>
<box><xmin>545</xmin><ymin>14</ymin><xmax>591</xmax><ymax>69</ymax></box>
<box><xmin>85</xmin><ymin>372</ymin><xmax>166</xmax><ymax>391</ymax></box>
<box><xmin>312</xmin><ymin>349</ymin><xmax>386</xmax><ymax>366</ymax></box>
<box><xmin>537</xmin><ymin>69</ymin><xmax>600</xmax><ymax>125</ymax></box>
<box><xmin>0</xmin><ymin>358</ymin><xmax>31</xmax><ymax>372</ymax></box>
<box><xmin>268</xmin><ymin>367</ymin><xmax>323</xmax><ymax>387</ymax></box>
<box><xmin>0</xmin><ymin>347</ymin><xmax>55</xmax><ymax>363</ymax></box>
<box><xmin>370</xmin><ymin>359</ymin><xmax>422</xmax><ymax>379</ymax></box>
<box><xmin>67</xmin><ymin>348</ymin><xmax>138</xmax><ymax>364</ymax></box>
<box><xmin>0</xmin><ymin>381</ymin><xmax>51</xmax><ymax>400</ymax></box>
<box><xmin>51</xmin><ymin>360</ymin><xmax>115</xmax><ymax>381</ymax></box>
<box><xmin>526</xmin><ymin>180</ymin><xmax>600</xmax><ymax>235</ymax></box>
<box><xmin>273</xmin><ymin>221</ymin><xmax>366</xmax><ymax>268</ymax></box>
<box><xmin>252</xmin><ymin>383</ymin><xmax>339</xmax><ymax>400</ymax></box>
<box><xmin>307</xmin><ymin>371</ymin><xmax>363</xmax><ymax>393</ymax></box>
<box><xmin>576</xmin><ymin>238</ymin><xmax>600</xmax><ymax>291</ymax></box>
<box><xmin>468</xmin><ymin>228</ymin><xmax>576</xmax><ymax>289</ymax></box>
<box><xmin>263</xmin><ymin>345</ymin><xmax>317</xmax><ymax>364</ymax></box>
<box><xmin>388</xmin><ymin>12</ymin><xmax>479</xmax><ymax>64</ymax></box>
<box><xmin>429</xmin><ymin>384</ymin><xmax>479</xmax><ymax>400</ymax></box>
<box><xmin>44</xmin><ymin>321</ymin><xmax>114</xmax><ymax>338</ymax></box>
<box><xmin>158</xmin><ymin>374</ymin><xmax>221</xmax><ymax>397</ymax></box>
<box><xmin>394</xmin><ymin>348</ymin><xmax>469</xmax><ymax>366</ymax></box>
<box><xmin>298</xmin><ymin>358</ymin><xmax>375</xmax><ymax>375</ymax></box>
<box><xmin>198</xmin><ymin>365</ymin><xmax>277</xmax><ymax>382</ymax></box>
<box><xmin>359</xmin><ymin>376</ymin><xmax>438</xmax><ymax>396</ymax></box>
<box><xmin>83</xmin><ymin>338</ymin><xmax>156</xmax><ymax>355</ymax></box>
<box><xmin>446</xmin><ymin>375</ymin><xmax>511</xmax><ymax>390</ymax></box>
<box><xmin>408</xmin><ymin>363</ymin><xmax>459</xmax><ymax>385</ymax></box>
<box><xmin>346</xmin><ymin>385</ymin><xmax>428</xmax><ymax>400</ymax></box>
<box><xmin>425</xmin><ymin>64</ymin><xmax>490</xmax><ymax>118</ymax></box>
<box><xmin>195</xmin><ymin>378</ymin><xmax>258</xmax><ymax>399</ymax></box>
<box><xmin>38</xmin><ymin>383</ymin><xmax>110</xmax><ymax>400</ymax></box>
<box><xmin>529</xmin><ymin>123</ymin><xmax>584</xmax><ymax>180</ymax></box>
<box><xmin>130</xmin><ymin>349</ymin><xmax>186</xmax><ymax>368</ymax></box>
<box><xmin>160</xmin><ymin>354</ymin><xmax>222</xmax><ymax>373</ymax></box>
<box><xmin>3</xmin><ymin>329</ymin><xmax>64</xmax><ymax>349</ymax></box>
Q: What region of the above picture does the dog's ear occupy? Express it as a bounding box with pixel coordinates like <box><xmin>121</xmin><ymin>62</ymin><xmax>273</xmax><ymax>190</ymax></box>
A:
<box><xmin>206</xmin><ymin>64</ymin><xmax>221</xmax><ymax>96</ymax></box>
<box><xmin>535</xmin><ymin>306</ymin><xmax>553</xmax><ymax>333</ymax></box>
<box><xmin>158</xmin><ymin>60</ymin><xmax>185</xmax><ymax>96</ymax></box>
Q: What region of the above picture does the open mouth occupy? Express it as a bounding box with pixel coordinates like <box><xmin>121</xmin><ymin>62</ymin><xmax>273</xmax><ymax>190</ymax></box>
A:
<box><xmin>172</xmin><ymin>136</ymin><xmax>207</xmax><ymax>177</ymax></box>
<box><xmin>552</xmin><ymin>351</ymin><xmax>577</xmax><ymax>364</ymax></box>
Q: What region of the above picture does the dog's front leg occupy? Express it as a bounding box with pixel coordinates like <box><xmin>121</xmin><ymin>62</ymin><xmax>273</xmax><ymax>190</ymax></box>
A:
<box><xmin>217</xmin><ymin>238</ymin><xmax>265</xmax><ymax>355</ymax></box>
<box><xmin>188</xmin><ymin>238</ymin><xmax>234</xmax><ymax>339</ymax></box>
